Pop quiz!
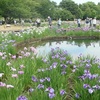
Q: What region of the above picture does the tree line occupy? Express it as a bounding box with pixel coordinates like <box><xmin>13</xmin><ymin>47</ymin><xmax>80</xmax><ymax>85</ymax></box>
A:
<box><xmin>0</xmin><ymin>0</ymin><xmax>100</xmax><ymax>23</ymax></box>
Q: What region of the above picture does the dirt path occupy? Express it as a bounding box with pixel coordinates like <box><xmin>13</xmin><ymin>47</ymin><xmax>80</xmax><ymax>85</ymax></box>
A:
<box><xmin>0</xmin><ymin>25</ymin><xmax>28</xmax><ymax>32</ymax></box>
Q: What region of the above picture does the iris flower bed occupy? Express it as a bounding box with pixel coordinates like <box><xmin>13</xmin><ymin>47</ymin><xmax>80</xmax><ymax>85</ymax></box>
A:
<box><xmin>0</xmin><ymin>46</ymin><xmax>100</xmax><ymax>100</ymax></box>
<box><xmin>0</xmin><ymin>25</ymin><xmax>99</xmax><ymax>45</ymax></box>
<box><xmin>0</xmin><ymin>47</ymin><xmax>71</xmax><ymax>100</ymax></box>
<box><xmin>72</xmin><ymin>55</ymin><xmax>100</xmax><ymax>100</ymax></box>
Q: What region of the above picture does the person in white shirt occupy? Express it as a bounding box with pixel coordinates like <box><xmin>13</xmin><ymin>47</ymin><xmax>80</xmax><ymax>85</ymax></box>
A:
<box><xmin>57</xmin><ymin>18</ymin><xmax>62</xmax><ymax>28</ymax></box>
<box><xmin>77</xmin><ymin>18</ymin><xmax>81</xmax><ymax>27</ymax></box>
<box><xmin>36</xmin><ymin>18</ymin><xmax>41</xmax><ymax>27</ymax></box>
<box><xmin>92</xmin><ymin>17</ymin><xmax>96</xmax><ymax>28</ymax></box>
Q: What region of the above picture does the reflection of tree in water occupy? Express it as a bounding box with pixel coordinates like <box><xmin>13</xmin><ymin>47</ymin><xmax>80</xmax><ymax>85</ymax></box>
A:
<box><xmin>83</xmin><ymin>40</ymin><xmax>99</xmax><ymax>48</ymax></box>
<box><xmin>17</xmin><ymin>39</ymin><xmax>100</xmax><ymax>51</ymax></box>
<box><xmin>66</xmin><ymin>40</ymin><xmax>83</xmax><ymax>47</ymax></box>
<box><xmin>99</xmin><ymin>41</ymin><xmax>100</xmax><ymax>46</ymax></box>
<box><xmin>33</xmin><ymin>39</ymin><xmax>100</xmax><ymax>48</ymax></box>
<box><xmin>66</xmin><ymin>40</ymin><xmax>99</xmax><ymax>48</ymax></box>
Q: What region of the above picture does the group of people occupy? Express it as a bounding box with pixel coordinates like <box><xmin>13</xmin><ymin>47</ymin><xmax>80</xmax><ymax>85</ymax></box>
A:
<box><xmin>35</xmin><ymin>16</ymin><xmax>62</xmax><ymax>28</ymax></box>
<box><xmin>85</xmin><ymin>17</ymin><xmax>96</xmax><ymax>28</ymax></box>
<box><xmin>35</xmin><ymin>16</ymin><xmax>97</xmax><ymax>29</ymax></box>
<box><xmin>35</xmin><ymin>16</ymin><xmax>53</xmax><ymax>28</ymax></box>
<box><xmin>48</xmin><ymin>16</ymin><xmax>62</xmax><ymax>28</ymax></box>
<box><xmin>77</xmin><ymin>17</ymin><xmax>97</xmax><ymax>28</ymax></box>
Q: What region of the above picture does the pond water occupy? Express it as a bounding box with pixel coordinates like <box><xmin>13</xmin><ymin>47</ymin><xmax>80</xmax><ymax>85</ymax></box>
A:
<box><xmin>35</xmin><ymin>40</ymin><xmax>100</xmax><ymax>59</ymax></box>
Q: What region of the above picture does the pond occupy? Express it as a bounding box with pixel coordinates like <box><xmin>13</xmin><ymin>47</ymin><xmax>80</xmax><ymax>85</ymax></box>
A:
<box><xmin>34</xmin><ymin>40</ymin><xmax>100</xmax><ymax>59</ymax></box>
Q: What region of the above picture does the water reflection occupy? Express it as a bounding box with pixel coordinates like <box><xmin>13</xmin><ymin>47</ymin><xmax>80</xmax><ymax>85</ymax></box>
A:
<box><xmin>35</xmin><ymin>40</ymin><xmax>100</xmax><ymax>59</ymax></box>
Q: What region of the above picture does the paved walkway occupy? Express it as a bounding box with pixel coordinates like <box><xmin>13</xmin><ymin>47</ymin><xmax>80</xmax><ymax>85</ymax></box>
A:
<box><xmin>0</xmin><ymin>25</ymin><xmax>28</xmax><ymax>32</ymax></box>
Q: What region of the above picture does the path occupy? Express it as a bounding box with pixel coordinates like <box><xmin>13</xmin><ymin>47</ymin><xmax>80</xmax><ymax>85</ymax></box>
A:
<box><xmin>0</xmin><ymin>25</ymin><xmax>28</xmax><ymax>32</ymax></box>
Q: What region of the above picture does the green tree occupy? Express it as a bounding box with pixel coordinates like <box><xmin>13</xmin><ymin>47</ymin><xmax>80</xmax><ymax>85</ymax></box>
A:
<box><xmin>54</xmin><ymin>8</ymin><xmax>74</xmax><ymax>20</ymax></box>
<box><xmin>79</xmin><ymin>2</ymin><xmax>98</xmax><ymax>19</ymax></box>
<box><xmin>59</xmin><ymin>0</ymin><xmax>82</xmax><ymax>18</ymax></box>
<box><xmin>96</xmin><ymin>3</ymin><xmax>100</xmax><ymax>19</ymax></box>
<box><xmin>0</xmin><ymin>0</ymin><xmax>31</xmax><ymax>23</ymax></box>
<box><xmin>36</xmin><ymin>0</ymin><xmax>55</xmax><ymax>19</ymax></box>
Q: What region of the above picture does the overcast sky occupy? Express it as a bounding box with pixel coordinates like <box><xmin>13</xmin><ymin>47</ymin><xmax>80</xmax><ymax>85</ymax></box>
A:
<box><xmin>50</xmin><ymin>0</ymin><xmax>99</xmax><ymax>5</ymax></box>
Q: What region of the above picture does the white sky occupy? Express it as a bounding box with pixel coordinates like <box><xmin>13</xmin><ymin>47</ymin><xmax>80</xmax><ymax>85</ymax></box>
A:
<box><xmin>50</xmin><ymin>0</ymin><xmax>99</xmax><ymax>5</ymax></box>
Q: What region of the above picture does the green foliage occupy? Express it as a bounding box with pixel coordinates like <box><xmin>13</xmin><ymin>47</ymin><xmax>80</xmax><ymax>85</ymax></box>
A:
<box><xmin>59</xmin><ymin>0</ymin><xmax>83</xmax><ymax>19</ymax></box>
<box><xmin>0</xmin><ymin>0</ymin><xmax>99</xmax><ymax>20</ymax></box>
<box><xmin>0</xmin><ymin>0</ymin><xmax>31</xmax><ymax>23</ymax></box>
<box><xmin>79</xmin><ymin>2</ymin><xmax>99</xmax><ymax>19</ymax></box>
<box><xmin>54</xmin><ymin>8</ymin><xmax>74</xmax><ymax>20</ymax></box>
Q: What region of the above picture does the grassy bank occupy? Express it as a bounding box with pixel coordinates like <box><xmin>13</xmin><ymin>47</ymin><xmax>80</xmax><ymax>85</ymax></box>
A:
<box><xmin>0</xmin><ymin>25</ymin><xmax>100</xmax><ymax>54</ymax></box>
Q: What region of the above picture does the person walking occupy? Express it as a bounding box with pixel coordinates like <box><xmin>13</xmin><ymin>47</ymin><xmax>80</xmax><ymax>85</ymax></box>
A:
<box><xmin>89</xmin><ymin>18</ymin><xmax>92</xmax><ymax>28</ymax></box>
<box><xmin>85</xmin><ymin>17</ymin><xmax>90</xmax><ymax>27</ymax></box>
<box><xmin>48</xmin><ymin>16</ymin><xmax>52</xmax><ymax>27</ymax></box>
<box><xmin>14</xmin><ymin>20</ymin><xmax>17</xmax><ymax>26</ymax></box>
<box><xmin>57</xmin><ymin>18</ymin><xmax>62</xmax><ymax>28</ymax></box>
<box><xmin>36</xmin><ymin>18</ymin><xmax>41</xmax><ymax>27</ymax></box>
<box><xmin>92</xmin><ymin>17</ymin><xmax>96</xmax><ymax>28</ymax></box>
<box><xmin>77</xmin><ymin>18</ymin><xmax>81</xmax><ymax>27</ymax></box>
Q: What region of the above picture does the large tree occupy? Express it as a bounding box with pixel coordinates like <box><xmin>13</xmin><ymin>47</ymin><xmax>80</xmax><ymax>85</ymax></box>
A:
<box><xmin>36</xmin><ymin>0</ymin><xmax>55</xmax><ymax>18</ymax></box>
<box><xmin>54</xmin><ymin>8</ymin><xmax>74</xmax><ymax>20</ymax></box>
<box><xmin>96</xmin><ymin>3</ymin><xmax>100</xmax><ymax>19</ymax></box>
<box><xmin>59</xmin><ymin>0</ymin><xmax>83</xmax><ymax>18</ymax></box>
<box><xmin>0</xmin><ymin>0</ymin><xmax>31</xmax><ymax>23</ymax></box>
<box><xmin>79</xmin><ymin>2</ymin><xmax>98</xmax><ymax>19</ymax></box>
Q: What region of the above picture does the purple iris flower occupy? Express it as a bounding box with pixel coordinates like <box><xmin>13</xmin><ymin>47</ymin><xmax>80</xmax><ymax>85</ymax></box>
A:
<box><xmin>32</xmin><ymin>76</ymin><xmax>38</xmax><ymax>82</ymax></box>
<box><xmin>45</xmin><ymin>87</ymin><xmax>54</xmax><ymax>93</ymax></box>
<box><xmin>61</xmin><ymin>71</ymin><xmax>66</xmax><ymax>75</ymax></box>
<box><xmin>42</xmin><ymin>58</ymin><xmax>47</xmax><ymax>63</ymax></box>
<box><xmin>84</xmin><ymin>70</ymin><xmax>90</xmax><ymax>74</ymax></box>
<box><xmin>55</xmin><ymin>54</ymin><xmax>59</xmax><ymax>58</ymax></box>
<box><xmin>60</xmin><ymin>57</ymin><xmax>66</xmax><ymax>61</ymax></box>
<box><xmin>61</xmin><ymin>64</ymin><xmax>67</xmax><ymax>69</ymax></box>
<box><xmin>66</xmin><ymin>60</ymin><xmax>72</xmax><ymax>64</ymax></box>
<box><xmin>52</xmin><ymin>56</ymin><xmax>55</xmax><ymax>59</ymax></box>
<box><xmin>75</xmin><ymin>93</ymin><xmax>80</xmax><ymax>98</ymax></box>
<box><xmin>60</xmin><ymin>90</ymin><xmax>66</xmax><ymax>95</ymax></box>
<box><xmin>48</xmin><ymin>92</ymin><xmax>55</xmax><ymax>99</ymax></box>
<box><xmin>85</xmin><ymin>63</ymin><xmax>91</xmax><ymax>68</ymax></box>
<box><xmin>83</xmin><ymin>84</ymin><xmax>90</xmax><ymax>89</ymax></box>
<box><xmin>16</xmin><ymin>95</ymin><xmax>28</xmax><ymax>100</ymax></box>
<box><xmin>63</xmin><ymin>50</ymin><xmax>68</xmax><ymax>55</ymax></box>
<box><xmin>98</xmin><ymin>65</ymin><xmax>100</xmax><ymax>68</ymax></box>
<box><xmin>28</xmin><ymin>88</ymin><xmax>34</xmax><ymax>92</ymax></box>
<box><xmin>78</xmin><ymin>53</ymin><xmax>82</xmax><ymax>58</ymax></box>
<box><xmin>40</xmin><ymin>78</ymin><xmax>45</xmax><ymax>83</ymax></box>
<box><xmin>45</xmin><ymin>87</ymin><xmax>55</xmax><ymax>98</ymax></box>
<box><xmin>52</xmin><ymin>62</ymin><xmax>58</xmax><ymax>68</ymax></box>
<box><xmin>37</xmin><ymin>84</ymin><xmax>44</xmax><ymax>89</ymax></box>
<box><xmin>88</xmin><ymin>88</ymin><xmax>94</xmax><ymax>94</ymax></box>
<box><xmin>92</xmin><ymin>85</ymin><xmax>100</xmax><ymax>90</ymax></box>
<box><xmin>45</xmin><ymin>77</ymin><xmax>50</xmax><ymax>82</ymax></box>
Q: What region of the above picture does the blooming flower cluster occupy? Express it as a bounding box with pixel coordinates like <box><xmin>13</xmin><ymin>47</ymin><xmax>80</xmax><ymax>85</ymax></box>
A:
<box><xmin>45</xmin><ymin>87</ymin><xmax>55</xmax><ymax>98</ymax></box>
<box><xmin>0</xmin><ymin>82</ymin><xmax>14</xmax><ymax>88</ymax></box>
<box><xmin>74</xmin><ymin>57</ymin><xmax>100</xmax><ymax>99</ymax></box>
